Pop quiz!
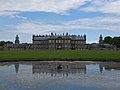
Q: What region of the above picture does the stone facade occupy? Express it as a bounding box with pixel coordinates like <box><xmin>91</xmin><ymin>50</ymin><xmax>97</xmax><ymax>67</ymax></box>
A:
<box><xmin>32</xmin><ymin>33</ymin><xmax>87</xmax><ymax>50</ymax></box>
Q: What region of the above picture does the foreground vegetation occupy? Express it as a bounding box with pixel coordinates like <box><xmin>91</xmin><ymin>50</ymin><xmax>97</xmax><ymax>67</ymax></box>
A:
<box><xmin>0</xmin><ymin>50</ymin><xmax>120</xmax><ymax>59</ymax></box>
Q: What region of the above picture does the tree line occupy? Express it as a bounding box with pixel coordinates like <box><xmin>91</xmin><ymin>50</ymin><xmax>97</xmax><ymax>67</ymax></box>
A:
<box><xmin>0</xmin><ymin>41</ymin><xmax>13</xmax><ymax>46</ymax></box>
<box><xmin>103</xmin><ymin>36</ymin><xmax>120</xmax><ymax>48</ymax></box>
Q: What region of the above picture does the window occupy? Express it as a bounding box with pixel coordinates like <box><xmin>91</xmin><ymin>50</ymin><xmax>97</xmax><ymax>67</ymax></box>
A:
<box><xmin>49</xmin><ymin>40</ymin><xmax>51</xmax><ymax>43</ymax></box>
<box><xmin>68</xmin><ymin>40</ymin><xmax>70</xmax><ymax>43</ymax></box>
<box><xmin>59</xmin><ymin>40</ymin><xmax>61</xmax><ymax>43</ymax></box>
<box><xmin>56</xmin><ymin>40</ymin><xmax>58</xmax><ymax>43</ymax></box>
<box><xmin>52</xmin><ymin>40</ymin><xmax>54</xmax><ymax>43</ymax></box>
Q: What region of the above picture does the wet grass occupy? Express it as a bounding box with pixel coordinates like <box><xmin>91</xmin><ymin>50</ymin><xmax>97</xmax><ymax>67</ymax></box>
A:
<box><xmin>0</xmin><ymin>50</ymin><xmax>120</xmax><ymax>59</ymax></box>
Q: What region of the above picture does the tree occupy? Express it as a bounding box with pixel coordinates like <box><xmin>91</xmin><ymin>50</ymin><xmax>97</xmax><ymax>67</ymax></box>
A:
<box><xmin>112</xmin><ymin>37</ymin><xmax>120</xmax><ymax>48</ymax></box>
<box><xmin>103</xmin><ymin>36</ymin><xmax>120</xmax><ymax>48</ymax></box>
<box><xmin>103</xmin><ymin>36</ymin><xmax>112</xmax><ymax>44</ymax></box>
<box><xmin>0</xmin><ymin>41</ymin><xmax>13</xmax><ymax>46</ymax></box>
<box><xmin>0</xmin><ymin>41</ymin><xmax>6</xmax><ymax>46</ymax></box>
<box><xmin>6</xmin><ymin>41</ymin><xmax>13</xmax><ymax>44</ymax></box>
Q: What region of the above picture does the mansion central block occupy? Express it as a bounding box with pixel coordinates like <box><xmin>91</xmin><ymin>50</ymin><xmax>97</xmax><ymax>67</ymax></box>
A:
<box><xmin>32</xmin><ymin>33</ymin><xmax>87</xmax><ymax>50</ymax></box>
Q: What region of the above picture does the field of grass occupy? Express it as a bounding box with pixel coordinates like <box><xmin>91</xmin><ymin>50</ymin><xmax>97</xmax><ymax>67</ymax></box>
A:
<box><xmin>0</xmin><ymin>50</ymin><xmax>120</xmax><ymax>59</ymax></box>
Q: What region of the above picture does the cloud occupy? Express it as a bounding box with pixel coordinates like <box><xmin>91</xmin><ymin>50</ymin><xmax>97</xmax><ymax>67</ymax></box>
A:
<box><xmin>10</xmin><ymin>15</ymin><xmax>27</xmax><ymax>20</ymax></box>
<box><xmin>13</xmin><ymin>21</ymin><xmax>66</xmax><ymax>34</ymax></box>
<box><xmin>1</xmin><ymin>0</ymin><xmax>120</xmax><ymax>16</ymax></box>
<box><xmin>8</xmin><ymin>16</ymin><xmax>120</xmax><ymax>34</ymax></box>
<box><xmin>81</xmin><ymin>0</ymin><xmax>120</xmax><ymax>15</ymax></box>
<box><xmin>0</xmin><ymin>11</ymin><xmax>20</xmax><ymax>16</ymax></box>
<box><xmin>0</xmin><ymin>0</ymin><xmax>85</xmax><ymax>16</ymax></box>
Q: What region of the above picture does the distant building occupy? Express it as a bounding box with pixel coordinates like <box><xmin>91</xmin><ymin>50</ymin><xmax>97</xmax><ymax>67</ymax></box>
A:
<box><xmin>32</xmin><ymin>33</ymin><xmax>87</xmax><ymax>50</ymax></box>
<box><xmin>3</xmin><ymin>35</ymin><xmax>30</xmax><ymax>50</ymax></box>
<box><xmin>98</xmin><ymin>35</ymin><xmax>116</xmax><ymax>50</ymax></box>
<box><xmin>0</xmin><ymin>46</ymin><xmax>3</xmax><ymax>50</ymax></box>
<box><xmin>15</xmin><ymin>35</ymin><xmax>20</xmax><ymax>45</ymax></box>
<box><xmin>99</xmin><ymin>35</ymin><xmax>103</xmax><ymax>45</ymax></box>
<box><xmin>89</xmin><ymin>43</ymin><xmax>99</xmax><ymax>50</ymax></box>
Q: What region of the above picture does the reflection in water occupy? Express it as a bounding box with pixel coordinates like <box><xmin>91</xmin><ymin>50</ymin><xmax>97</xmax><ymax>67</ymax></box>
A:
<box><xmin>14</xmin><ymin>63</ymin><xmax>19</xmax><ymax>73</ymax></box>
<box><xmin>32</xmin><ymin>62</ymin><xmax>86</xmax><ymax>77</ymax></box>
<box><xmin>57</xmin><ymin>64</ymin><xmax>62</xmax><ymax>69</ymax></box>
<box><xmin>13</xmin><ymin>61</ymin><xmax>120</xmax><ymax>76</ymax></box>
<box><xmin>0</xmin><ymin>61</ymin><xmax>120</xmax><ymax>90</ymax></box>
<box><xmin>99</xmin><ymin>63</ymin><xmax>120</xmax><ymax>71</ymax></box>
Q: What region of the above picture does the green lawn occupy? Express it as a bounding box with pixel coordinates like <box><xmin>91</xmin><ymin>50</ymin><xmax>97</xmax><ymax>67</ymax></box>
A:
<box><xmin>0</xmin><ymin>50</ymin><xmax>120</xmax><ymax>59</ymax></box>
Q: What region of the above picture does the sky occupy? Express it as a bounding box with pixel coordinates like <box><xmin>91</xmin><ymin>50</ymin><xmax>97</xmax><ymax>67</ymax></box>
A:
<box><xmin>0</xmin><ymin>0</ymin><xmax>120</xmax><ymax>43</ymax></box>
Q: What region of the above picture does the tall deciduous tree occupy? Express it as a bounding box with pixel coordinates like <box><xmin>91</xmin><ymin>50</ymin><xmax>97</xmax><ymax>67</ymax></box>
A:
<box><xmin>103</xmin><ymin>36</ymin><xmax>120</xmax><ymax>48</ymax></box>
<box><xmin>103</xmin><ymin>36</ymin><xmax>112</xmax><ymax>44</ymax></box>
<box><xmin>112</xmin><ymin>37</ymin><xmax>120</xmax><ymax>48</ymax></box>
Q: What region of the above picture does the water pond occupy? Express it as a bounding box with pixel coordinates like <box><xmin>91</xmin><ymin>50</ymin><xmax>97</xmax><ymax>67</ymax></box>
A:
<box><xmin>0</xmin><ymin>61</ymin><xmax>120</xmax><ymax>90</ymax></box>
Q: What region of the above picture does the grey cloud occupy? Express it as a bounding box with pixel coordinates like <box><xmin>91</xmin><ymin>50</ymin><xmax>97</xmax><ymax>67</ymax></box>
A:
<box><xmin>0</xmin><ymin>0</ymin><xmax>85</xmax><ymax>16</ymax></box>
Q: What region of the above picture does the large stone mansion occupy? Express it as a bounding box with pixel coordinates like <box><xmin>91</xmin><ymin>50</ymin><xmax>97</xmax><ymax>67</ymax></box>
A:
<box><xmin>33</xmin><ymin>33</ymin><xmax>87</xmax><ymax>50</ymax></box>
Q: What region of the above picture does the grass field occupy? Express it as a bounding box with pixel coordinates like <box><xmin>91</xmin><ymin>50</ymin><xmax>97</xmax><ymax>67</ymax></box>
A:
<box><xmin>0</xmin><ymin>50</ymin><xmax>120</xmax><ymax>59</ymax></box>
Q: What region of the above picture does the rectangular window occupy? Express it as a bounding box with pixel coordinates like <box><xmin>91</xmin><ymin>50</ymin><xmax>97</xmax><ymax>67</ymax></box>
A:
<box><xmin>59</xmin><ymin>40</ymin><xmax>61</xmax><ymax>43</ymax></box>
<box><xmin>52</xmin><ymin>40</ymin><xmax>54</xmax><ymax>43</ymax></box>
<box><xmin>68</xmin><ymin>40</ymin><xmax>70</xmax><ymax>43</ymax></box>
<box><xmin>49</xmin><ymin>40</ymin><xmax>51</xmax><ymax>43</ymax></box>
